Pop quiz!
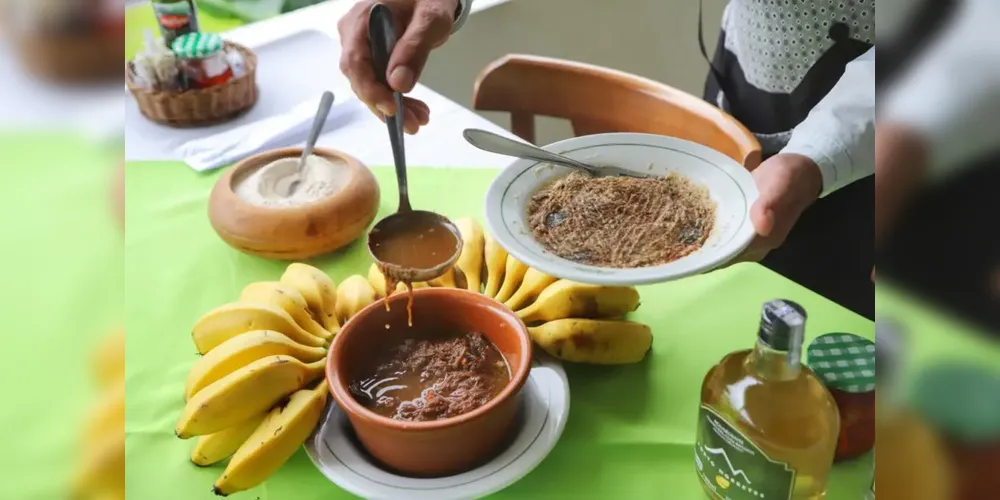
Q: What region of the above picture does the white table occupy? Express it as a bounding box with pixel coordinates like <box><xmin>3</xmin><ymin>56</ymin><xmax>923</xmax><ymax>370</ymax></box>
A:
<box><xmin>124</xmin><ymin>0</ymin><xmax>516</xmax><ymax>170</ymax></box>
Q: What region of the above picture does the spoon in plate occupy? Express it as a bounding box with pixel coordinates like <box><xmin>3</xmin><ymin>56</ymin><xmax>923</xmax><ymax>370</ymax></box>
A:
<box><xmin>462</xmin><ymin>128</ymin><xmax>651</xmax><ymax>178</ymax></box>
<box><xmin>366</xmin><ymin>3</ymin><xmax>462</xmax><ymax>285</ymax></box>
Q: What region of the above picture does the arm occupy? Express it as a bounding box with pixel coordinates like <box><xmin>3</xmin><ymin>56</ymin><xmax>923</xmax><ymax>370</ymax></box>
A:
<box><xmin>879</xmin><ymin>0</ymin><xmax>1000</xmax><ymax>175</ymax></box>
<box><xmin>781</xmin><ymin>48</ymin><xmax>876</xmax><ymax>198</ymax></box>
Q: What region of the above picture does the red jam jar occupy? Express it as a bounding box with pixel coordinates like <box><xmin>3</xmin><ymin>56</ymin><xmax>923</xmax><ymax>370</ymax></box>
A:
<box><xmin>171</xmin><ymin>32</ymin><xmax>234</xmax><ymax>89</ymax></box>
<box><xmin>807</xmin><ymin>332</ymin><xmax>876</xmax><ymax>462</ymax></box>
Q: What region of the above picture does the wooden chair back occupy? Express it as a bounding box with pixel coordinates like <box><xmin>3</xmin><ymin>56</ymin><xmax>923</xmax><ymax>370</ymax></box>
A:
<box><xmin>472</xmin><ymin>54</ymin><xmax>762</xmax><ymax>170</ymax></box>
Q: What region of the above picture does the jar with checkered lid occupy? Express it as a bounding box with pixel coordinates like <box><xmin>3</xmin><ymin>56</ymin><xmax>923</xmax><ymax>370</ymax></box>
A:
<box><xmin>171</xmin><ymin>32</ymin><xmax>233</xmax><ymax>89</ymax></box>
<box><xmin>807</xmin><ymin>332</ymin><xmax>876</xmax><ymax>462</ymax></box>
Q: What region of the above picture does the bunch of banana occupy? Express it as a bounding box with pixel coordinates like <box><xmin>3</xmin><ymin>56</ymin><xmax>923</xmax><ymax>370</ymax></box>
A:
<box><xmin>178</xmin><ymin>263</ymin><xmax>344</xmax><ymax>496</ymax></box>
<box><xmin>74</xmin><ymin>329</ymin><xmax>126</xmax><ymax>500</ymax></box>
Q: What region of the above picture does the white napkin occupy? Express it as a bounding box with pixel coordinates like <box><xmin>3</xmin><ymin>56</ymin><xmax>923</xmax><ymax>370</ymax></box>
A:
<box><xmin>180</xmin><ymin>93</ymin><xmax>359</xmax><ymax>172</ymax></box>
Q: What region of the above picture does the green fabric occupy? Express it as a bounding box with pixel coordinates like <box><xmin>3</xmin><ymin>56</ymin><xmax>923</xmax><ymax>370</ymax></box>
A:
<box><xmin>0</xmin><ymin>134</ymin><xmax>123</xmax><ymax>499</ymax></box>
<box><xmin>123</xmin><ymin>161</ymin><xmax>885</xmax><ymax>499</ymax></box>
<box><xmin>807</xmin><ymin>333</ymin><xmax>876</xmax><ymax>393</ymax></box>
<box><xmin>126</xmin><ymin>4</ymin><xmax>245</xmax><ymax>62</ymax></box>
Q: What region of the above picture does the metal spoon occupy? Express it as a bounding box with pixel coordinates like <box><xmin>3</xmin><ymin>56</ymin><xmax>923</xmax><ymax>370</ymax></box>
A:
<box><xmin>462</xmin><ymin>128</ymin><xmax>651</xmax><ymax>178</ymax></box>
<box><xmin>283</xmin><ymin>90</ymin><xmax>335</xmax><ymax>196</ymax></box>
<box><xmin>366</xmin><ymin>3</ymin><xmax>461</xmax><ymax>283</ymax></box>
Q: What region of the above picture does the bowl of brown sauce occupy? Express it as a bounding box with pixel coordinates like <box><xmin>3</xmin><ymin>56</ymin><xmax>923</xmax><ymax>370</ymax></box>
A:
<box><xmin>326</xmin><ymin>287</ymin><xmax>532</xmax><ymax>477</ymax></box>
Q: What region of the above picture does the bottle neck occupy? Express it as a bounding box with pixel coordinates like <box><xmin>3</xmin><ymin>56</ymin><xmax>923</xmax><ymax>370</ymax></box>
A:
<box><xmin>750</xmin><ymin>339</ymin><xmax>801</xmax><ymax>381</ymax></box>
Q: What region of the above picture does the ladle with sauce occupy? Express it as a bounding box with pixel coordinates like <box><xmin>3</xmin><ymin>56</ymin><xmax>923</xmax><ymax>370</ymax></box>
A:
<box><xmin>366</xmin><ymin>3</ymin><xmax>462</xmax><ymax>303</ymax></box>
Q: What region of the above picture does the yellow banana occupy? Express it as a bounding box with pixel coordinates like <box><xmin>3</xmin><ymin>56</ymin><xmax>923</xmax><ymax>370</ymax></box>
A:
<box><xmin>483</xmin><ymin>233</ymin><xmax>509</xmax><ymax>298</ymax></box>
<box><xmin>495</xmin><ymin>255</ymin><xmax>529</xmax><ymax>304</ymax></box>
<box><xmin>335</xmin><ymin>275</ymin><xmax>377</xmax><ymax>323</ymax></box>
<box><xmin>92</xmin><ymin>328</ymin><xmax>125</xmax><ymax>388</ymax></box>
<box><xmin>191</xmin><ymin>412</ymin><xmax>268</xmax><ymax>467</ymax></box>
<box><xmin>367</xmin><ymin>263</ymin><xmax>430</xmax><ymax>297</ymax></box>
<box><xmin>213</xmin><ymin>380</ymin><xmax>330</xmax><ymax>496</ymax></box>
<box><xmin>517</xmin><ymin>280</ymin><xmax>641</xmax><ymax>323</ymax></box>
<box><xmin>185</xmin><ymin>330</ymin><xmax>327</xmax><ymax>400</ymax></box>
<box><xmin>530</xmin><ymin>319</ymin><xmax>653</xmax><ymax>364</ymax></box>
<box><xmin>175</xmin><ymin>355</ymin><xmax>325</xmax><ymax>438</ymax></box>
<box><xmin>504</xmin><ymin>267</ymin><xmax>558</xmax><ymax>311</ymax></box>
<box><xmin>240</xmin><ymin>281</ymin><xmax>332</xmax><ymax>340</ymax></box>
<box><xmin>454</xmin><ymin>217</ymin><xmax>485</xmax><ymax>292</ymax></box>
<box><xmin>280</xmin><ymin>263</ymin><xmax>340</xmax><ymax>334</ymax></box>
<box><xmin>73</xmin><ymin>426</ymin><xmax>125</xmax><ymax>500</ymax></box>
<box><xmin>192</xmin><ymin>302</ymin><xmax>325</xmax><ymax>355</ymax></box>
<box><xmin>428</xmin><ymin>265</ymin><xmax>463</xmax><ymax>288</ymax></box>
<box><xmin>82</xmin><ymin>378</ymin><xmax>125</xmax><ymax>451</ymax></box>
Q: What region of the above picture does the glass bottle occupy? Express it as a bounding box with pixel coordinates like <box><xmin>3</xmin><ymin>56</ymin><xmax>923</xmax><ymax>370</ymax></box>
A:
<box><xmin>151</xmin><ymin>0</ymin><xmax>199</xmax><ymax>47</ymax></box>
<box><xmin>696</xmin><ymin>299</ymin><xmax>840</xmax><ymax>500</ymax></box>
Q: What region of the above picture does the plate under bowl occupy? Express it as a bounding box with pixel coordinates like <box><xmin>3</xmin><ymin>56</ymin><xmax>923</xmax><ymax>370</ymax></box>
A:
<box><xmin>484</xmin><ymin>133</ymin><xmax>758</xmax><ymax>286</ymax></box>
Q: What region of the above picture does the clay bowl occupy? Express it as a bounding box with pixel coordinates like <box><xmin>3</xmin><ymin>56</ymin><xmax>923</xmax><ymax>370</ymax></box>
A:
<box><xmin>208</xmin><ymin>147</ymin><xmax>380</xmax><ymax>260</ymax></box>
<box><xmin>327</xmin><ymin>288</ymin><xmax>532</xmax><ymax>477</ymax></box>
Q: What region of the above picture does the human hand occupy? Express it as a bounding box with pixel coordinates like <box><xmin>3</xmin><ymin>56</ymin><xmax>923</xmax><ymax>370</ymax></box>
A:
<box><xmin>729</xmin><ymin>153</ymin><xmax>823</xmax><ymax>264</ymax></box>
<box><xmin>338</xmin><ymin>0</ymin><xmax>458</xmax><ymax>134</ymax></box>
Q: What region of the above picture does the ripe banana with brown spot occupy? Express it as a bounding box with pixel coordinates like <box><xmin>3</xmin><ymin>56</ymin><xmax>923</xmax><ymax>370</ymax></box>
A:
<box><xmin>240</xmin><ymin>281</ymin><xmax>332</xmax><ymax>340</ymax></box>
<box><xmin>280</xmin><ymin>263</ymin><xmax>340</xmax><ymax>334</ymax></box>
<box><xmin>192</xmin><ymin>302</ymin><xmax>325</xmax><ymax>355</ymax></box>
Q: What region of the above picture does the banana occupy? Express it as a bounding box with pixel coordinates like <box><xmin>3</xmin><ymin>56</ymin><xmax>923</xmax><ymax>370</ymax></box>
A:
<box><xmin>367</xmin><ymin>263</ymin><xmax>430</xmax><ymax>297</ymax></box>
<box><xmin>335</xmin><ymin>275</ymin><xmax>377</xmax><ymax>323</ymax></box>
<box><xmin>517</xmin><ymin>280</ymin><xmax>641</xmax><ymax>323</ymax></box>
<box><xmin>495</xmin><ymin>255</ymin><xmax>529</xmax><ymax>304</ymax></box>
<box><xmin>454</xmin><ymin>217</ymin><xmax>485</xmax><ymax>292</ymax></box>
<box><xmin>213</xmin><ymin>380</ymin><xmax>330</xmax><ymax>496</ymax></box>
<box><xmin>483</xmin><ymin>232</ymin><xmax>509</xmax><ymax>298</ymax></box>
<box><xmin>280</xmin><ymin>263</ymin><xmax>340</xmax><ymax>334</ymax></box>
<box><xmin>529</xmin><ymin>319</ymin><xmax>653</xmax><ymax>364</ymax></box>
<box><xmin>192</xmin><ymin>302</ymin><xmax>325</xmax><ymax>355</ymax></box>
<box><xmin>73</xmin><ymin>425</ymin><xmax>125</xmax><ymax>500</ymax></box>
<box><xmin>240</xmin><ymin>282</ymin><xmax>332</xmax><ymax>340</ymax></box>
<box><xmin>504</xmin><ymin>267</ymin><xmax>558</xmax><ymax>311</ymax></box>
<box><xmin>82</xmin><ymin>378</ymin><xmax>125</xmax><ymax>451</ymax></box>
<box><xmin>92</xmin><ymin>328</ymin><xmax>125</xmax><ymax>388</ymax></box>
<box><xmin>185</xmin><ymin>330</ymin><xmax>327</xmax><ymax>400</ymax></box>
<box><xmin>175</xmin><ymin>355</ymin><xmax>325</xmax><ymax>438</ymax></box>
<box><xmin>191</xmin><ymin>412</ymin><xmax>268</xmax><ymax>467</ymax></box>
<box><xmin>428</xmin><ymin>265</ymin><xmax>463</xmax><ymax>288</ymax></box>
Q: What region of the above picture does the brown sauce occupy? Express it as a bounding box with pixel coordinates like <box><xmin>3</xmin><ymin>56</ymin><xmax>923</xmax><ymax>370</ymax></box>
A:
<box><xmin>369</xmin><ymin>211</ymin><xmax>460</xmax><ymax>273</ymax></box>
<box><xmin>349</xmin><ymin>331</ymin><xmax>510</xmax><ymax>422</ymax></box>
<box><xmin>380</xmin><ymin>268</ymin><xmax>416</xmax><ymax>326</ymax></box>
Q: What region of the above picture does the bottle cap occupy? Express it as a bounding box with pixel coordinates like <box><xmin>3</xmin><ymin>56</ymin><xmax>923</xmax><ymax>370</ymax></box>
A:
<box><xmin>758</xmin><ymin>299</ymin><xmax>807</xmax><ymax>352</ymax></box>
<box><xmin>912</xmin><ymin>363</ymin><xmax>1000</xmax><ymax>444</ymax></box>
<box><xmin>807</xmin><ymin>333</ymin><xmax>876</xmax><ymax>394</ymax></box>
<box><xmin>171</xmin><ymin>32</ymin><xmax>224</xmax><ymax>59</ymax></box>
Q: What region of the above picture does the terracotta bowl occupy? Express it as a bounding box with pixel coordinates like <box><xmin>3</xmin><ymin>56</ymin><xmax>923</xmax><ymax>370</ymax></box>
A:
<box><xmin>208</xmin><ymin>147</ymin><xmax>380</xmax><ymax>260</ymax></box>
<box><xmin>327</xmin><ymin>288</ymin><xmax>532</xmax><ymax>477</ymax></box>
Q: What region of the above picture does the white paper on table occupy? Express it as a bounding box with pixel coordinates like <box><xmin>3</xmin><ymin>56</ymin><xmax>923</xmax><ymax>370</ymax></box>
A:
<box><xmin>180</xmin><ymin>92</ymin><xmax>361</xmax><ymax>172</ymax></box>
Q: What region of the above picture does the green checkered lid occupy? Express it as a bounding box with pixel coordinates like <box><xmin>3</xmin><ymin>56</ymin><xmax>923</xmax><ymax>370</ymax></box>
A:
<box><xmin>807</xmin><ymin>333</ymin><xmax>876</xmax><ymax>393</ymax></box>
<box><xmin>171</xmin><ymin>32</ymin><xmax>224</xmax><ymax>59</ymax></box>
<box><xmin>912</xmin><ymin>363</ymin><xmax>1000</xmax><ymax>443</ymax></box>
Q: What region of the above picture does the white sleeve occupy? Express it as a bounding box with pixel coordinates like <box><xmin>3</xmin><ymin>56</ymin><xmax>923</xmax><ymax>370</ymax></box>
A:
<box><xmin>780</xmin><ymin>48</ymin><xmax>876</xmax><ymax>198</ymax></box>
<box><xmin>452</xmin><ymin>0</ymin><xmax>473</xmax><ymax>33</ymax></box>
<box><xmin>880</xmin><ymin>0</ymin><xmax>1000</xmax><ymax>176</ymax></box>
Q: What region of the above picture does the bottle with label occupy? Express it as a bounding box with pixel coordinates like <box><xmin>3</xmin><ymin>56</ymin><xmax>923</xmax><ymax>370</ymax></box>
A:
<box><xmin>695</xmin><ymin>299</ymin><xmax>839</xmax><ymax>500</ymax></box>
<box><xmin>151</xmin><ymin>0</ymin><xmax>199</xmax><ymax>47</ymax></box>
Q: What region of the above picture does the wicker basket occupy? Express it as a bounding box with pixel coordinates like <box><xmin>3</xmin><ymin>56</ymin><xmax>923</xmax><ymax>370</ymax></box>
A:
<box><xmin>126</xmin><ymin>41</ymin><xmax>259</xmax><ymax>128</ymax></box>
<box><xmin>14</xmin><ymin>31</ymin><xmax>121</xmax><ymax>84</ymax></box>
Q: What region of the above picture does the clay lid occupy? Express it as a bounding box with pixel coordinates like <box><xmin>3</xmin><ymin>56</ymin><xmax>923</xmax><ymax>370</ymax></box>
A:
<box><xmin>208</xmin><ymin>147</ymin><xmax>380</xmax><ymax>260</ymax></box>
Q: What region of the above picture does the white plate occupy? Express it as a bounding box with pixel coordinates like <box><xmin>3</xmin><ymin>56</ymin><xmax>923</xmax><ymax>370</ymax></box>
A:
<box><xmin>484</xmin><ymin>133</ymin><xmax>759</xmax><ymax>286</ymax></box>
<box><xmin>305</xmin><ymin>354</ymin><xmax>570</xmax><ymax>500</ymax></box>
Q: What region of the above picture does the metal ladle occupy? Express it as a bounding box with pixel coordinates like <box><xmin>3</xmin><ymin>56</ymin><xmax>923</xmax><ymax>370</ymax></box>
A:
<box><xmin>463</xmin><ymin>128</ymin><xmax>651</xmax><ymax>178</ymax></box>
<box><xmin>366</xmin><ymin>3</ymin><xmax>461</xmax><ymax>283</ymax></box>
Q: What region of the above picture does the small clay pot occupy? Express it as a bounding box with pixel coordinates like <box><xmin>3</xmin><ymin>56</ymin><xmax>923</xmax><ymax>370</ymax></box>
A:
<box><xmin>327</xmin><ymin>288</ymin><xmax>532</xmax><ymax>477</ymax></box>
<box><xmin>208</xmin><ymin>147</ymin><xmax>380</xmax><ymax>260</ymax></box>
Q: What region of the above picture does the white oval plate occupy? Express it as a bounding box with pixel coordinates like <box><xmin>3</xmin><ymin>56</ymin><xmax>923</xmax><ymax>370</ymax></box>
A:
<box><xmin>305</xmin><ymin>354</ymin><xmax>570</xmax><ymax>500</ymax></box>
<box><xmin>484</xmin><ymin>133</ymin><xmax>759</xmax><ymax>286</ymax></box>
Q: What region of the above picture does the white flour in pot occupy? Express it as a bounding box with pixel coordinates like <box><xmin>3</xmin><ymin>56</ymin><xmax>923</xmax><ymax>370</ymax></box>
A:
<box><xmin>234</xmin><ymin>155</ymin><xmax>349</xmax><ymax>208</ymax></box>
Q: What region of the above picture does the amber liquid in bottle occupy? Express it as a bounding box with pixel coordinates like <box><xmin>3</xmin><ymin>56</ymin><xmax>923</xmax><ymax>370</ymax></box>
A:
<box><xmin>696</xmin><ymin>300</ymin><xmax>840</xmax><ymax>500</ymax></box>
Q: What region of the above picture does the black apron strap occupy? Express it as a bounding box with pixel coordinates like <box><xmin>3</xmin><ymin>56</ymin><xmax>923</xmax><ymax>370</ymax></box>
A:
<box><xmin>697</xmin><ymin>0</ymin><xmax>737</xmax><ymax>108</ymax></box>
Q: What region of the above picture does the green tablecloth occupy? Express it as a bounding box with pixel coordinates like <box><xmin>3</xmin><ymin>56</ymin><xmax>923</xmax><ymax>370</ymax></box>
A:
<box><xmin>123</xmin><ymin>160</ymin><xmax>883</xmax><ymax>499</ymax></box>
<box><xmin>6</xmin><ymin>135</ymin><xmax>997</xmax><ymax>498</ymax></box>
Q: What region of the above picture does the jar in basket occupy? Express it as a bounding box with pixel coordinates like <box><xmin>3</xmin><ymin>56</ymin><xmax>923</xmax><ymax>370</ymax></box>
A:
<box><xmin>171</xmin><ymin>32</ymin><xmax>234</xmax><ymax>90</ymax></box>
